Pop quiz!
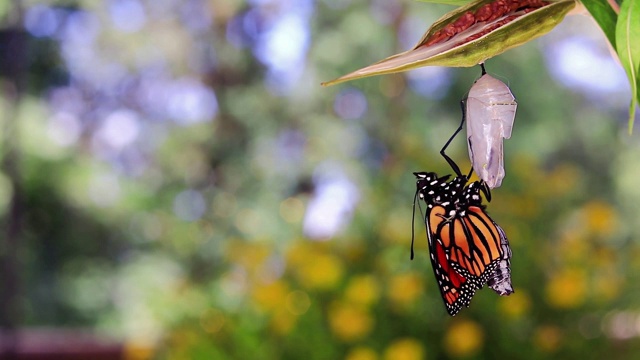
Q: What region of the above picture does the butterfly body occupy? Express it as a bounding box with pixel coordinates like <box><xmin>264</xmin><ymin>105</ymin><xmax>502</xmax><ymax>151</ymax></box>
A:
<box><xmin>414</xmin><ymin>171</ymin><xmax>512</xmax><ymax>316</ymax></box>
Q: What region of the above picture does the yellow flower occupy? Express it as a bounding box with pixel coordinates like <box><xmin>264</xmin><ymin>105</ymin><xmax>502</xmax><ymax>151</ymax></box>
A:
<box><xmin>444</xmin><ymin>320</ymin><xmax>484</xmax><ymax>357</ymax></box>
<box><xmin>383</xmin><ymin>338</ymin><xmax>425</xmax><ymax>360</ymax></box>
<box><xmin>533</xmin><ymin>325</ymin><xmax>562</xmax><ymax>352</ymax></box>
<box><xmin>345</xmin><ymin>275</ymin><xmax>381</xmax><ymax>307</ymax></box>
<box><xmin>252</xmin><ymin>280</ymin><xmax>289</xmax><ymax>312</ymax></box>
<box><xmin>329</xmin><ymin>302</ymin><xmax>374</xmax><ymax>342</ymax></box>
<box><xmin>286</xmin><ymin>242</ymin><xmax>316</xmax><ymax>267</ymax></box>
<box><xmin>286</xmin><ymin>242</ymin><xmax>345</xmax><ymax>290</ymax></box>
<box><xmin>271</xmin><ymin>309</ymin><xmax>297</xmax><ymax>336</ymax></box>
<box><xmin>387</xmin><ymin>273</ymin><xmax>423</xmax><ymax>308</ymax></box>
<box><xmin>582</xmin><ymin>201</ymin><xmax>619</xmax><ymax>238</ymax></box>
<box><xmin>544</xmin><ymin>164</ymin><xmax>581</xmax><ymax>197</ymax></box>
<box><xmin>298</xmin><ymin>253</ymin><xmax>344</xmax><ymax>290</ymax></box>
<box><xmin>545</xmin><ymin>268</ymin><xmax>586</xmax><ymax>309</ymax></box>
<box><xmin>499</xmin><ymin>290</ymin><xmax>531</xmax><ymax>319</ymax></box>
<box><xmin>227</xmin><ymin>241</ymin><xmax>270</xmax><ymax>273</ymax></box>
<box><xmin>345</xmin><ymin>346</ymin><xmax>378</xmax><ymax>360</ymax></box>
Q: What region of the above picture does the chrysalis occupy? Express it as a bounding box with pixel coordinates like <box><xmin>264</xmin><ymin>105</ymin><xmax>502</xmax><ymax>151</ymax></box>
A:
<box><xmin>465</xmin><ymin>69</ymin><xmax>517</xmax><ymax>189</ymax></box>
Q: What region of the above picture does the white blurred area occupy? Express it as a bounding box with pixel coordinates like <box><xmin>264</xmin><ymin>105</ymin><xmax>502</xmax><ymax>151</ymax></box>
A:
<box><xmin>541</xmin><ymin>12</ymin><xmax>630</xmax><ymax>108</ymax></box>
<box><xmin>303</xmin><ymin>162</ymin><xmax>360</xmax><ymax>240</ymax></box>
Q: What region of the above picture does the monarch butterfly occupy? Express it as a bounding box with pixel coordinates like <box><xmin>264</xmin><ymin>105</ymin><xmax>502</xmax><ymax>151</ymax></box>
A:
<box><xmin>465</xmin><ymin>64</ymin><xmax>517</xmax><ymax>189</ymax></box>
<box><xmin>412</xmin><ymin>102</ymin><xmax>513</xmax><ymax>316</ymax></box>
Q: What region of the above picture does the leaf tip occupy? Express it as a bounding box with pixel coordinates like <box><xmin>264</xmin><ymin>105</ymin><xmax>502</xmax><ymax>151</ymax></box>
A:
<box><xmin>321</xmin><ymin>77</ymin><xmax>346</xmax><ymax>87</ymax></box>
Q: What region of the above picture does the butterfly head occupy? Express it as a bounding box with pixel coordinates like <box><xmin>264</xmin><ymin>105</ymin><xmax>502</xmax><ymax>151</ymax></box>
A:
<box><xmin>414</xmin><ymin>172</ymin><xmax>451</xmax><ymax>203</ymax></box>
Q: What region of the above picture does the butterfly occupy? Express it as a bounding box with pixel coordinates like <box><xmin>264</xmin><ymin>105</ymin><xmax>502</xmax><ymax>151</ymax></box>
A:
<box><xmin>412</xmin><ymin>86</ymin><xmax>513</xmax><ymax>315</ymax></box>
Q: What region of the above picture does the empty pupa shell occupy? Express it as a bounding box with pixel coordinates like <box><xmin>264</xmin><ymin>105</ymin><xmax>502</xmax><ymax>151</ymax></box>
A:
<box><xmin>465</xmin><ymin>73</ymin><xmax>516</xmax><ymax>189</ymax></box>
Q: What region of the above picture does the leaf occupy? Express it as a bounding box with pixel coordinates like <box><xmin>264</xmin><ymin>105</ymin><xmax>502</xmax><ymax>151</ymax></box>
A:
<box><xmin>322</xmin><ymin>0</ymin><xmax>576</xmax><ymax>87</ymax></box>
<box><xmin>579</xmin><ymin>0</ymin><xmax>618</xmax><ymax>51</ymax></box>
<box><xmin>616</xmin><ymin>0</ymin><xmax>640</xmax><ymax>133</ymax></box>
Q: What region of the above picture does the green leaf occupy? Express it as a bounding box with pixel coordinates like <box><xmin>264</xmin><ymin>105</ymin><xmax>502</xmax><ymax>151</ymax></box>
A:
<box><xmin>579</xmin><ymin>0</ymin><xmax>618</xmax><ymax>51</ymax></box>
<box><xmin>322</xmin><ymin>0</ymin><xmax>576</xmax><ymax>86</ymax></box>
<box><xmin>616</xmin><ymin>0</ymin><xmax>640</xmax><ymax>133</ymax></box>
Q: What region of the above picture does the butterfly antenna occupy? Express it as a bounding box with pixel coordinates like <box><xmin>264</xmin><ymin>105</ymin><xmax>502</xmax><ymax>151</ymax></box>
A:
<box><xmin>440</xmin><ymin>101</ymin><xmax>466</xmax><ymax>177</ymax></box>
<box><xmin>480</xmin><ymin>180</ymin><xmax>492</xmax><ymax>202</ymax></box>
<box><xmin>411</xmin><ymin>188</ymin><xmax>419</xmax><ymax>260</ymax></box>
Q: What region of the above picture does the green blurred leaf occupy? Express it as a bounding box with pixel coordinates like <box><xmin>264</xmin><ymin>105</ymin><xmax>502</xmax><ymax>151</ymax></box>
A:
<box><xmin>616</xmin><ymin>0</ymin><xmax>640</xmax><ymax>132</ymax></box>
<box><xmin>322</xmin><ymin>0</ymin><xmax>576</xmax><ymax>86</ymax></box>
<box><xmin>579</xmin><ymin>0</ymin><xmax>618</xmax><ymax>51</ymax></box>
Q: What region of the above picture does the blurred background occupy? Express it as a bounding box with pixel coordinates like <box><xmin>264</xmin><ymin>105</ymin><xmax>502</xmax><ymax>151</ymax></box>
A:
<box><xmin>0</xmin><ymin>0</ymin><xmax>639</xmax><ymax>359</ymax></box>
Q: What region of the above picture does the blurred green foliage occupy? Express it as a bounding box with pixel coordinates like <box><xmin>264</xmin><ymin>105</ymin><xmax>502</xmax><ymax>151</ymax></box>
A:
<box><xmin>1</xmin><ymin>1</ymin><xmax>640</xmax><ymax>359</ymax></box>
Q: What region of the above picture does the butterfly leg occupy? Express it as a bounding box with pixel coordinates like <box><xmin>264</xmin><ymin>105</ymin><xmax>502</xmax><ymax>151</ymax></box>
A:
<box><xmin>440</xmin><ymin>101</ymin><xmax>466</xmax><ymax>177</ymax></box>
<box><xmin>480</xmin><ymin>179</ymin><xmax>492</xmax><ymax>202</ymax></box>
<box><xmin>436</xmin><ymin>212</ymin><xmax>455</xmax><ymax>223</ymax></box>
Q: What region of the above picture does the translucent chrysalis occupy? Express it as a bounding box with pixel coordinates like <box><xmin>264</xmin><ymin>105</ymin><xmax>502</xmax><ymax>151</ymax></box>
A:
<box><xmin>465</xmin><ymin>67</ymin><xmax>517</xmax><ymax>189</ymax></box>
